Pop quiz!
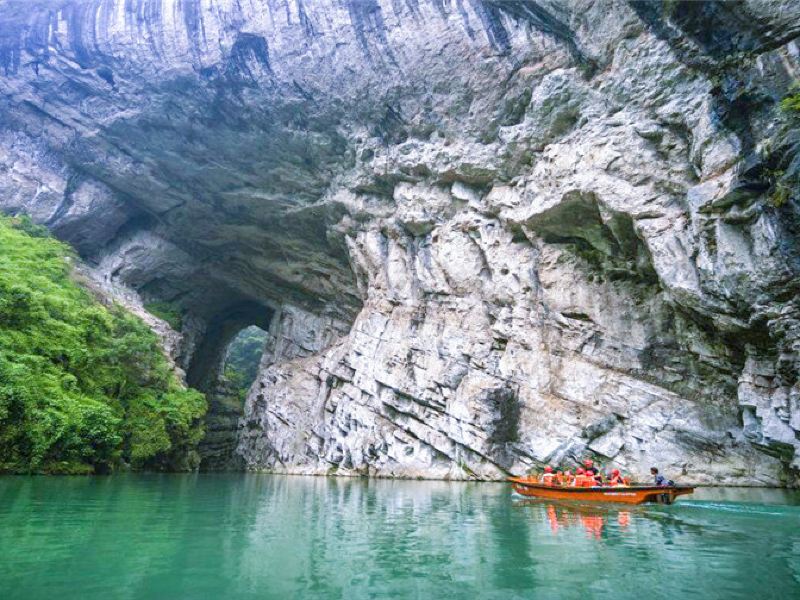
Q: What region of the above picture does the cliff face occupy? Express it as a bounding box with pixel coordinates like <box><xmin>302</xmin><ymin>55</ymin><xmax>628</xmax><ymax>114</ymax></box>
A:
<box><xmin>1</xmin><ymin>0</ymin><xmax>799</xmax><ymax>485</ymax></box>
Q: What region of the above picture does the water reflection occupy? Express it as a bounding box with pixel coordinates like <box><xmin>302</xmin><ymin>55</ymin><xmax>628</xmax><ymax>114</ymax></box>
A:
<box><xmin>238</xmin><ymin>477</ymin><xmax>538</xmax><ymax>597</ymax></box>
<box><xmin>515</xmin><ymin>499</ymin><xmax>682</xmax><ymax>541</ymax></box>
<box><xmin>539</xmin><ymin>502</ymin><xmax>628</xmax><ymax>538</ymax></box>
<box><xmin>0</xmin><ymin>475</ymin><xmax>799</xmax><ymax>599</ymax></box>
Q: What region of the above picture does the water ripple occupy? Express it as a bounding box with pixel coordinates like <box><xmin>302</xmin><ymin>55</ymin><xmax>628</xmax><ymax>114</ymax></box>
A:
<box><xmin>0</xmin><ymin>475</ymin><xmax>798</xmax><ymax>599</ymax></box>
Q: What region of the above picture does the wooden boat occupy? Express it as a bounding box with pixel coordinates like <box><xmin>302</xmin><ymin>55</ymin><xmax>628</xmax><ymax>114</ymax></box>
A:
<box><xmin>508</xmin><ymin>476</ymin><xmax>694</xmax><ymax>505</ymax></box>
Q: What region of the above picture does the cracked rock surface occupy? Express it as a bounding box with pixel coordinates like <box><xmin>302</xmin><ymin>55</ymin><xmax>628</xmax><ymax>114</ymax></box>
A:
<box><xmin>1</xmin><ymin>0</ymin><xmax>799</xmax><ymax>485</ymax></box>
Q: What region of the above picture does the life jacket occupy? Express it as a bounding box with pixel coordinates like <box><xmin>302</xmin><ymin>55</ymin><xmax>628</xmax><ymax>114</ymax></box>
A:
<box><xmin>542</xmin><ymin>473</ymin><xmax>555</xmax><ymax>486</ymax></box>
<box><xmin>582</xmin><ymin>476</ymin><xmax>595</xmax><ymax>487</ymax></box>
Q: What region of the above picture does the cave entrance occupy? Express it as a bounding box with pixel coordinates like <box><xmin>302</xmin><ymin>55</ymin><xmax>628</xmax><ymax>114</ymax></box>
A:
<box><xmin>188</xmin><ymin>301</ymin><xmax>273</xmax><ymax>471</ymax></box>
<box><xmin>223</xmin><ymin>325</ymin><xmax>269</xmax><ymax>398</ymax></box>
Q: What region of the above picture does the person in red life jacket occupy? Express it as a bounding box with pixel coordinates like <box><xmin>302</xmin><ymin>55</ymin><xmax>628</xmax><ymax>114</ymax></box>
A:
<box><xmin>563</xmin><ymin>470</ymin><xmax>574</xmax><ymax>486</ymax></box>
<box><xmin>583</xmin><ymin>458</ymin><xmax>599</xmax><ymax>477</ymax></box>
<box><xmin>608</xmin><ymin>469</ymin><xmax>625</xmax><ymax>486</ymax></box>
<box><xmin>572</xmin><ymin>467</ymin><xmax>586</xmax><ymax>486</ymax></box>
<box><xmin>541</xmin><ymin>466</ymin><xmax>556</xmax><ymax>486</ymax></box>
<box><xmin>582</xmin><ymin>458</ymin><xmax>604</xmax><ymax>485</ymax></box>
<box><xmin>555</xmin><ymin>470</ymin><xmax>565</xmax><ymax>486</ymax></box>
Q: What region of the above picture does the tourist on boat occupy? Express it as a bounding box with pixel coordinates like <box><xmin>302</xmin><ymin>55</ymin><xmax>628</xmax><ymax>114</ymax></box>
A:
<box><xmin>575</xmin><ymin>468</ymin><xmax>595</xmax><ymax>487</ymax></box>
<box><xmin>651</xmin><ymin>467</ymin><xmax>670</xmax><ymax>487</ymax></box>
<box><xmin>583</xmin><ymin>458</ymin><xmax>599</xmax><ymax>476</ymax></box>
<box><xmin>572</xmin><ymin>467</ymin><xmax>586</xmax><ymax>486</ymax></box>
<box><xmin>542</xmin><ymin>466</ymin><xmax>556</xmax><ymax>486</ymax></box>
<box><xmin>562</xmin><ymin>469</ymin><xmax>574</xmax><ymax>486</ymax></box>
<box><xmin>608</xmin><ymin>469</ymin><xmax>625</xmax><ymax>486</ymax></box>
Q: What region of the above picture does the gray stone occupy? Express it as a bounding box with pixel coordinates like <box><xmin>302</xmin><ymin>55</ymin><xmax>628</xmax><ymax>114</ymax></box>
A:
<box><xmin>0</xmin><ymin>0</ymin><xmax>798</xmax><ymax>485</ymax></box>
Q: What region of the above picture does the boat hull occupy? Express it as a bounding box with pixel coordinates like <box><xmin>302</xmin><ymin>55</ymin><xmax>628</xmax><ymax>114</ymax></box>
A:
<box><xmin>508</xmin><ymin>477</ymin><xmax>694</xmax><ymax>505</ymax></box>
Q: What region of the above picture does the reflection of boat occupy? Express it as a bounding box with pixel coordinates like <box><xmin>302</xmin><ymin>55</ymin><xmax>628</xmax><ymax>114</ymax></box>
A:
<box><xmin>508</xmin><ymin>477</ymin><xmax>694</xmax><ymax>505</ymax></box>
<box><xmin>514</xmin><ymin>499</ymin><xmax>634</xmax><ymax>538</ymax></box>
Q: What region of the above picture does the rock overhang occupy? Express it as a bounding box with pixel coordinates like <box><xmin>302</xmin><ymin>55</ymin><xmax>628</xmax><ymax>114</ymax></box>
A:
<box><xmin>0</xmin><ymin>0</ymin><xmax>574</xmax><ymax>324</ymax></box>
<box><xmin>0</xmin><ymin>0</ymin><xmax>799</xmax><ymax>484</ymax></box>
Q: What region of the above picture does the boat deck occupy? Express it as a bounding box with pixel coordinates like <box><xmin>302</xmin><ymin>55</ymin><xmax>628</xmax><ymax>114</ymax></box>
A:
<box><xmin>508</xmin><ymin>477</ymin><xmax>694</xmax><ymax>505</ymax></box>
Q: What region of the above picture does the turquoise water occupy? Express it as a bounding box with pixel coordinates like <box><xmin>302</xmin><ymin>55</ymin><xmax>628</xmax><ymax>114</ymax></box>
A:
<box><xmin>1</xmin><ymin>475</ymin><xmax>799</xmax><ymax>599</ymax></box>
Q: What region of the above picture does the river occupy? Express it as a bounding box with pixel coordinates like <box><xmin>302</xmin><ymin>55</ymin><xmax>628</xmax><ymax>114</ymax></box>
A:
<box><xmin>1</xmin><ymin>474</ymin><xmax>798</xmax><ymax>599</ymax></box>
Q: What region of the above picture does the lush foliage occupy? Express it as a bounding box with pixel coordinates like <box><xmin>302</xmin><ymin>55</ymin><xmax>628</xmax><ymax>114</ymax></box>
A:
<box><xmin>0</xmin><ymin>215</ymin><xmax>206</xmax><ymax>474</ymax></box>
<box><xmin>143</xmin><ymin>300</ymin><xmax>183</xmax><ymax>331</ymax></box>
<box><xmin>780</xmin><ymin>90</ymin><xmax>800</xmax><ymax>113</ymax></box>
<box><xmin>224</xmin><ymin>326</ymin><xmax>268</xmax><ymax>396</ymax></box>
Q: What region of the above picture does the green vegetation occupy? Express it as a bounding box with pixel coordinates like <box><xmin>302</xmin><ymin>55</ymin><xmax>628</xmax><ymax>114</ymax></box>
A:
<box><xmin>763</xmin><ymin>167</ymin><xmax>791</xmax><ymax>208</ymax></box>
<box><xmin>780</xmin><ymin>87</ymin><xmax>800</xmax><ymax>114</ymax></box>
<box><xmin>0</xmin><ymin>215</ymin><xmax>206</xmax><ymax>474</ymax></box>
<box><xmin>144</xmin><ymin>300</ymin><xmax>183</xmax><ymax>331</ymax></box>
<box><xmin>771</xmin><ymin>181</ymin><xmax>791</xmax><ymax>208</ymax></box>
<box><xmin>224</xmin><ymin>326</ymin><xmax>268</xmax><ymax>398</ymax></box>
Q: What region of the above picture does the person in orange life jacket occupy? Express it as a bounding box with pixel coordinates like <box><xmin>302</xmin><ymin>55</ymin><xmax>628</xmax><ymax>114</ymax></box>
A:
<box><xmin>608</xmin><ymin>469</ymin><xmax>625</xmax><ymax>486</ymax></box>
<box><xmin>583</xmin><ymin>458</ymin><xmax>599</xmax><ymax>477</ymax></box>
<box><xmin>555</xmin><ymin>470</ymin><xmax>565</xmax><ymax>485</ymax></box>
<box><xmin>581</xmin><ymin>459</ymin><xmax>597</xmax><ymax>479</ymax></box>
<box><xmin>583</xmin><ymin>458</ymin><xmax>604</xmax><ymax>485</ymax></box>
<box><xmin>562</xmin><ymin>470</ymin><xmax>574</xmax><ymax>485</ymax></box>
<box><xmin>577</xmin><ymin>468</ymin><xmax>594</xmax><ymax>487</ymax></box>
<box><xmin>541</xmin><ymin>466</ymin><xmax>556</xmax><ymax>486</ymax></box>
<box><xmin>572</xmin><ymin>467</ymin><xmax>586</xmax><ymax>486</ymax></box>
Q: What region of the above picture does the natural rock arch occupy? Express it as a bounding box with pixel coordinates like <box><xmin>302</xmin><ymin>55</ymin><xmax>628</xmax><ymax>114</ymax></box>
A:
<box><xmin>187</xmin><ymin>301</ymin><xmax>274</xmax><ymax>393</ymax></box>
<box><xmin>187</xmin><ymin>301</ymin><xmax>273</xmax><ymax>471</ymax></box>
<box><xmin>0</xmin><ymin>0</ymin><xmax>798</xmax><ymax>484</ymax></box>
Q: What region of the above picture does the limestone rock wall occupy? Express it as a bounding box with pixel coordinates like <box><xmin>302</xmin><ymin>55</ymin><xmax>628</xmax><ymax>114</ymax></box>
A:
<box><xmin>0</xmin><ymin>0</ymin><xmax>799</xmax><ymax>484</ymax></box>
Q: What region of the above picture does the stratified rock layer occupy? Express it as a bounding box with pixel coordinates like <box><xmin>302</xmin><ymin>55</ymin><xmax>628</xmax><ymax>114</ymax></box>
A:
<box><xmin>1</xmin><ymin>1</ymin><xmax>799</xmax><ymax>485</ymax></box>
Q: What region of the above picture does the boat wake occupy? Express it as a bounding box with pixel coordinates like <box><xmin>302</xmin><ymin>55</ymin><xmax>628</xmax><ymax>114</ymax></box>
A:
<box><xmin>674</xmin><ymin>501</ymin><xmax>796</xmax><ymax>517</ymax></box>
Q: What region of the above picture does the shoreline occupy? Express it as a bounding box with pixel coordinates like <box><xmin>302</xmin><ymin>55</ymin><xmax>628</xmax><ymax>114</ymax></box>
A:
<box><xmin>1</xmin><ymin>470</ymin><xmax>797</xmax><ymax>490</ymax></box>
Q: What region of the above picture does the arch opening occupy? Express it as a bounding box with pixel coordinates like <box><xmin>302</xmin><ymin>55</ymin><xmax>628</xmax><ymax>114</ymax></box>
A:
<box><xmin>223</xmin><ymin>325</ymin><xmax>269</xmax><ymax>400</ymax></box>
<box><xmin>189</xmin><ymin>301</ymin><xmax>274</xmax><ymax>471</ymax></box>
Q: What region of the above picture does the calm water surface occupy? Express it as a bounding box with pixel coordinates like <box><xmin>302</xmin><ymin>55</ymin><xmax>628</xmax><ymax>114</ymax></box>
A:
<box><xmin>1</xmin><ymin>475</ymin><xmax>799</xmax><ymax>599</ymax></box>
